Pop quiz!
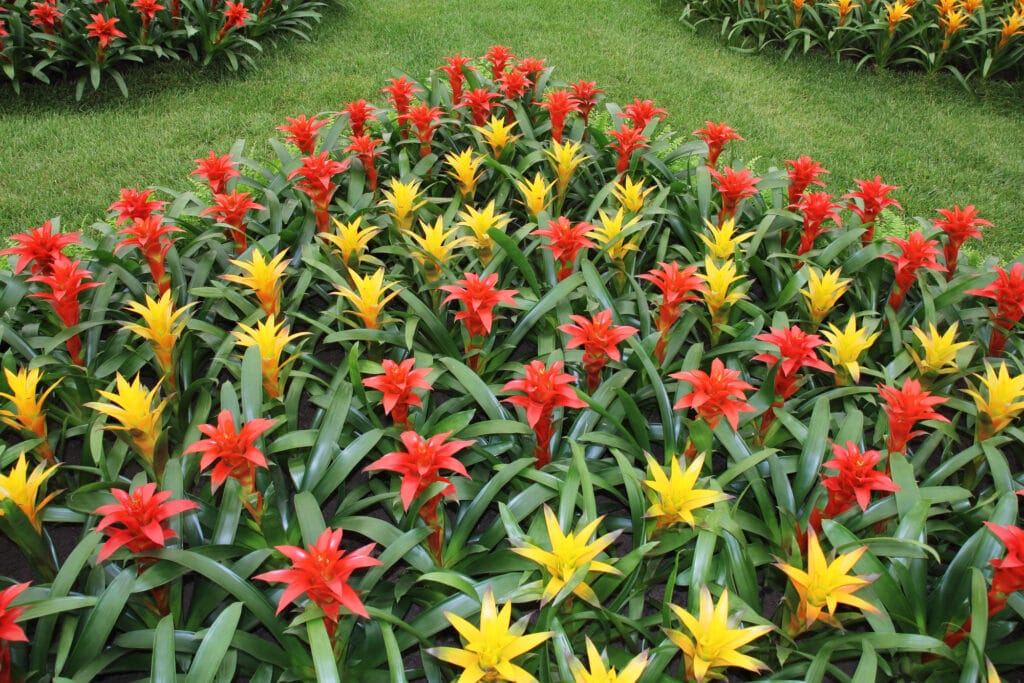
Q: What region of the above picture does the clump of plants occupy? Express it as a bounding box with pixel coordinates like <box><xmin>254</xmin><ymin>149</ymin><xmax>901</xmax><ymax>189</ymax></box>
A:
<box><xmin>0</xmin><ymin>0</ymin><xmax>326</xmax><ymax>98</ymax></box>
<box><xmin>0</xmin><ymin>48</ymin><xmax>1022</xmax><ymax>681</ymax></box>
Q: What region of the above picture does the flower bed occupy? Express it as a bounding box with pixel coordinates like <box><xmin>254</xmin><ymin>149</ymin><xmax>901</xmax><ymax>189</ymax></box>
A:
<box><xmin>0</xmin><ymin>49</ymin><xmax>1022</xmax><ymax>680</ymax></box>
<box><xmin>0</xmin><ymin>0</ymin><xmax>325</xmax><ymax>98</ymax></box>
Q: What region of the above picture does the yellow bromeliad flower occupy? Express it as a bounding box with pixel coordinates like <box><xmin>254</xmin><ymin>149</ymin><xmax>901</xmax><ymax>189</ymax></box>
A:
<box><xmin>335</xmin><ymin>267</ymin><xmax>401</xmax><ymax>329</ymax></box>
<box><xmin>511</xmin><ymin>505</ymin><xmax>621</xmax><ymax>606</ymax></box>
<box><xmin>429</xmin><ymin>587</ymin><xmax>554</xmax><ymax>683</ymax></box>
<box><xmin>700</xmin><ymin>257</ymin><xmax>746</xmax><ymax>324</ymax></box>
<box><xmin>515</xmin><ymin>172</ymin><xmax>554</xmax><ymax>219</ymax></box>
<box><xmin>222</xmin><ymin>249</ymin><xmax>289</xmax><ymax>318</ymax></box>
<box><xmin>0</xmin><ymin>452</ymin><xmax>59</xmax><ymax>532</ymax></box>
<box><xmin>321</xmin><ymin>216</ymin><xmax>380</xmax><ymax>269</ymax></box>
<box><xmin>611</xmin><ymin>176</ymin><xmax>654</xmax><ymax>214</ymax></box>
<box><xmin>232</xmin><ymin>315</ymin><xmax>308</xmax><ymax>398</ymax></box>
<box><xmin>86</xmin><ymin>373</ymin><xmax>167</xmax><ymax>465</ymax></box>
<box><xmin>458</xmin><ymin>201</ymin><xmax>510</xmax><ymax>264</ymax></box>
<box><xmin>410</xmin><ymin>216</ymin><xmax>471</xmax><ymax>282</ymax></box>
<box><xmin>830</xmin><ymin>0</ymin><xmax>859</xmax><ymax>24</ymax></box>
<box><xmin>123</xmin><ymin>291</ymin><xmax>195</xmax><ymax>381</ymax></box>
<box><xmin>934</xmin><ymin>0</ymin><xmax>957</xmax><ymax>12</ymax></box>
<box><xmin>446</xmin><ymin>148</ymin><xmax>485</xmax><ymax>199</ymax></box>
<box><xmin>473</xmin><ymin>115</ymin><xmax>520</xmax><ymax>157</ymax></box>
<box><xmin>643</xmin><ymin>453</ymin><xmax>730</xmax><ymax>529</ymax></box>
<box><xmin>569</xmin><ymin>637</ymin><xmax>648</xmax><ymax>683</ymax></box>
<box><xmin>698</xmin><ymin>217</ymin><xmax>754</xmax><ymax>261</ymax></box>
<box><xmin>997</xmin><ymin>8</ymin><xmax>1024</xmax><ymax>49</ymax></box>
<box><xmin>960</xmin><ymin>0</ymin><xmax>982</xmax><ymax>13</ymax></box>
<box><xmin>885</xmin><ymin>0</ymin><xmax>913</xmax><ymax>30</ymax></box>
<box><xmin>380</xmin><ymin>178</ymin><xmax>426</xmax><ymax>232</ymax></box>
<box><xmin>0</xmin><ymin>367</ymin><xmax>59</xmax><ymax>462</ymax></box>
<box><xmin>821</xmin><ymin>315</ymin><xmax>879</xmax><ymax>385</ymax></box>
<box><xmin>665</xmin><ymin>586</ymin><xmax>771</xmax><ymax>683</ymax></box>
<box><xmin>802</xmin><ymin>267</ymin><xmax>850</xmax><ymax>325</ymax></box>
<box><xmin>588</xmin><ymin>208</ymin><xmax>643</xmax><ymax>263</ymax></box>
<box><xmin>546</xmin><ymin>139</ymin><xmax>588</xmax><ymax>199</ymax></box>
<box><xmin>908</xmin><ymin>322</ymin><xmax>971</xmax><ymax>377</ymax></box>
<box><xmin>963</xmin><ymin>361</ymin><xmax>1024</xmax><ymax>441</ymax></box>
<box><xmin>775</xmin><ymin>528</ymin><xmax>879</xmax><ymax>634</ymax></box>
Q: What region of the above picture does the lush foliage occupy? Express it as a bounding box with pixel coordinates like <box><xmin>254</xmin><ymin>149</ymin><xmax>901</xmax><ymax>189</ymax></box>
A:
<box><xmin>0</xmin><ymin>0</ymin><xmax>325</xmax><ymax>97</ymax></box>
<box><xmin>680</xmin><ymin>0</ymin><xmax>1024</xmax><ymax>87</ymax></box>
<box><xmin>1</xmin><ymin>49</ymin><xmax>1023</xmax><ymax>681</ymax></box>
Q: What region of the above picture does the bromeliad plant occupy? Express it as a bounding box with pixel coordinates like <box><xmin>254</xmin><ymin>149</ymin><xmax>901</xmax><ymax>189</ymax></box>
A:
<box><xmin>0</xmin><ymin>49</ymin><xmax>1023</xmax><ymax>681</ymax></box>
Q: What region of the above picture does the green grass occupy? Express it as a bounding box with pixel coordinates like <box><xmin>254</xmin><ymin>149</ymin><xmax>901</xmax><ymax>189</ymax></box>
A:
<box><xmin>2</xmin><ymin>0</ymin><xmax>1023</xmax><ymax>259</ymax></box>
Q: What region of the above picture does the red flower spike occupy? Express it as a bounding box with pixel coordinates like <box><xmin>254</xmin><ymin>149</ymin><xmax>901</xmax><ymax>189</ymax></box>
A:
<box><xmin>538</xmin><ymin>89</ymin><xmax>580</xmax><ymax>144</ymax></box>
<box><xmin>218</xmin><ymin>0</ymin><xmax>249</xmax><ymax>38</ymax></box>
<box><xmin>498</xmin><ymin>68</ymin><xmax>531</xmax><ymax>101</ymax></box>
<box><xmin>460</xmin><ymin>88</ymin><xmax>500</xmax><ymax>127</ymax></box>
<box><xmin>935</xmin><ymin>205</ymin><xmax>991</xmax><ymax>280</ymax></box>
<box><xmin>405</xmin><ymin>103</ymin><xmax>444</xmax><ymax>158</ymax></box>
<box><xmin>618</xmin><ymin>98</ymin><xmax>667</xmax><ymax>131</ymax></box>
<box><xmin>608</xmin><ymin>125</ymin><xmax>648</xmax><ymax>175</ymax></box>
<box><xmin>108</xmin><ymin>188</ymin><xmax>167</xmax><ymax>226</ymax></box>
<box><xmin>820</xmin><ymin>441</ymin><xmax>899</xmax><ymax>517</ymax></box>
<box><xmin>710</xmin><ymin>167</ymin><xmax>761</xmax><ymax>224</ymax></box>
<box><xmin>754</xmin><ymin>325</ymin><xmax>834</xmax><ymax>401</ymax></box>
<box><xmin>382</xmin><ymin>76</ymin><xmax>422</xmax><ymax>127</ymax></box>
<box><xmin>130</xmin><ymin>0</ymin><xmax>163</xmax><ymax>29</ymax></box>
<box><xmin>440</xmin><ymin>53</ymin><xmax>473</xmax><ymax>104</ymax></box>
<box><xmin>191</xmin><ymin>151</ymin><xmax>240</xmax><ymax>195</ymax></box>
<box><xmin>27</xmin><ymin>254</ymin><xmax>102</xmax><ymax>365</ymax></box>
<box><xmin>785</xmin><ymin>155</ymin><xmax>829</xmax><ymax>206</ymax></box>
<box><xmin>639</xmin><ymin>261</ymin><xmax>707</xmax><ymax>362</ymax></box>
<box><xmin>341</xmin><ymin>99</ymin><xmax>377</xmax><ymax>137</ymax></box>
<box><xmin>440</xmin><ymin>272</ymin><xmax>518</xmax><ymax>339</ymax></box>
<box><xmin>364</xmin><ymin>430</ymin><xmax>473</xmax><ymax>512</ymax></box>
<box><xmin>559</xmin><ymin>309</ymin><xmax>638</xmax><ymax>393</ymax></box>
<box><xmin>947</xmin><ymin>523</ymin><xmax>1024</xmax><ymax>648</ymax></box>
<box><xmin>254</xmin><ymin>528</ymin><xmax>380</xmax><ymax>626</ymax></box>
<box><xmin>569</xmin><ymin>80</ymin><xmax>602</xmax><ymax>128</ymax></box>
<box><xmin>202</xmin><ymin>190</ymin><xmax>266</xmax><ymax>253</ymax></box>
<box><xmin>85</xmin><ymin>13</ymin><xmax>125</xmax><ymax>54</ymax></box>
<box><xmin>362</xmin><ymin>358</ymin><xmax>432</xmax><ymax>428</ymax></box>
<box><xmin>968</xmin><ymin>262</ymin><xmax>1024</xmax><ymax>357</ymax></box>
<box><xmin>94</xmin><ymin>483</ymin><xmax>198</xmax><ymax>563</ymax></box>
<box><xmin>184</xmin><ymin>409</ymin><xmax>276</xmax><ymax>493</ymax></box>
<box><xmin>533</xmin><ymin>216</ymin><xmax>595</xmax><ymax>281</ymax></box>
<box><xmin>515</xmin><ymin>56</ymin><xmax>546</xmax><ymax>82</ymax></box>
<box><xmin>795</xmin><ymin>191</ymin><xmax>842</xmax><ymax>255</ymax></box>
<box><xmin>0</xmin><ymin>582</ymin><xmax>30</xmax><ymax>645</ymax></box>
<box><xmin>881</xmin><ymin>231</ymin><xmax>945</xmax><ymax>310</ymax></box>
<box><xmin>483</xmin><ymin>45</ymin><xmax>516</xmax><ymax>80</ymax></box>
<box><xmin>878</xmin><ymin>379</ymin><xmax>949</xmax><ymax>454</ymax></box>
<box><xmin>0</xmin><ymin>220</ymin><xmax>80</xmax><ymax>276</ymax></box>
<box><xmin>670</xmin><ymin>357</ymin><xmax>755</xmax><ymax>431</ymax></box>
<box><xmin>844</xmin><ymin>176</ymin><xmax>902</xmax><ymax>244</ymax></box>
<box><xmin>503</xmin><ymin>360</ymin><xmax>587</xmax><ymax>468</ymax></box>
<box><xmin>345</xmin><ymin>135</ymin><xmax>384</xmax><ymax>192</ymax></box>
<box><xmin>288</xmin><ymin>152</ymin><xmax>351</xmax><ymax>233</ymax></box>
<box><xmin>276</xmin><ymin>114</ymin><xmax>328</xmax><ymax>155</ymax></box>
<box><xmin>117</xmin><ymin>215</ymin><xmax>182</xmax><ymax>295</ymax></box>
<box><xmin>693</xmin><ymin>121</ymin><xmax>743</xmax><ymax>169</ymax></box>
<box><xmin>29</xmin><ymin>1</ymin><xmax>62</xmax><ymax>34</ymax></box>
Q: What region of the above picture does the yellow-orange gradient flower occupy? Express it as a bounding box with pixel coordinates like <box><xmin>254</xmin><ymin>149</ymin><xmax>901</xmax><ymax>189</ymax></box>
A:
<box><xmin>0</xmin><ymin>367</ymin><xmax>59</xmax><ymax>460</ymax></box>
<box><xmin>85</xmin><ymin>373</ymin><xmax>167</xmax><ymax>465</ymax></box>
<box><xmin>222</xmin><ymin>249</ymin><xmax>289</xmax><ymax>318</ymax></box>
<box><xmin>0</xmin><ymin>452</ymin><xmax>58</xmax><ymax>532</ymax></box>
<box><xmin>232</xmin><ymin>315</ymin><xmax>308</xmax><ymax>398</ymax></box>
<box><xmin>122</xmin><ymin>291</ymin><xmax>194</xmax><ymax>377</ymax></box>
<box><xmin>336</xmin><ymin>267</ymin><xmax>401</xmax><ymax>329</ymax></box>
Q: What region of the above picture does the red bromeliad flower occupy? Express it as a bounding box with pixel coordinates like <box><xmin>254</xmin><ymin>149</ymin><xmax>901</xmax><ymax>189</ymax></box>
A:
<box><xmin>460</xmin><ymin>88</ymin><xmax>500</xmax><ymax>127</ymax></box>
<box><xmin>341</xmin><ymin>99</ymin><xmax>377</xmax><ymax>137</ymax></box>
<box><xmin>117</xmin><ymin>215</ymin><xmax>182</xmax><ymax>295</ymax></box>
<box><xmin>191</xmin><ymin>151</ymin><xmax>240</xmax><ymax>195</ymax></box>
<box><xmin>609</xmin><ymin>124</ymin><xmax>648</xmax><ymax>175</ymax></box>
<box><xmin>345</xmin><ymin>135</ymin><xmax>384</xmax><ymax>192</ymax></box>
<box><xmin>559</xmin><ymin>309</ymin><xmax>639</xmax><ymax>393</ymax></box>
<box><xmin>569</xmin><ymin>80</ymin><xmax>602</xmax><ymax>127</ymax></box>
<box><xmin>670</xmin><ymin>357</ymin><xmax>755</xmax><ymax>431</ymax></box>
<box><xmin>639</xmin><ymin>261</ymin><xmax>706</xmax><ymax>362</ymax></box>
<box><xmin>498</xmin><ymin>68</ymin><xmax>531</xmax><ymax>101</ymax></box>
<box><xmin>934</xmin><ymin>205</ymin><xmax>990</xmax><ymax>280</ymax></box>
<box><xmin>0</xmin><ymin>581</ymin><xmax>30</xmax><ymax>677</ymax></box>
<box><xmin>754</xmin><ymin>325</ymin><xmax>833</xmax><ymax>402</ymax></box>
<box><xmin>878</xmin><ymin>378</ymin><xmax>949</xmax><ymax>453</ymax></box>
<box><xmin>844</xmin><ymin>176</ymin><xmax>902</xmax><ymax>244</ymax></box>
<box><xmin>968</xmin><ymin>262</ymin><xmax>1024</xmax><ymax>357</ymax></box>
<box><xmin>362</xmin><ymin>358</ymin><xmax>432</xmax><ymax>428</ymax></box>
<box><xmin>0</xmin><ymin>19</ymin><xmax>8</xmax><ymax>50</ymax></box>
<box><xmin>382</xmin><ymin>75</ymin><xmax>422</xmax><ymax>129</ymax></box>
<box><xmin>538</xmin><ymin>89</ymin><xmax>579</xmax><ymax>143</ymax></box>
<box><xmin>882</xmin><ymin>231</ymin><xmax>945</xmax><ymax>310</ymax></box>
<box><xmin>29</xmin><ymin>1</ymin><xmax>62</xmax><ymax>34</ymax></box>
<box><xmin>108</xmin><ymin>188</ymin><xmax>167</xmax><ymax>226</ymax></box>
<box><xmin>503</xmin><ymin>360</ymin><xmax>587</xmax><ymax>468</ymax></box>
<box><xmin>795</xmin><ymin>191</ymin><xmax>843</xmax><ymax>255</ymax></box>
<box><xmin>711</xmin><ymin>167</ymin><xmax>761</xmax><ymax>224</ymax></box>
<box><xmin>217</xmin><ymin>0</ymin><xmax>249</xmax><ymax>39</ymax></box>
<box><xmin>202</xmin><ymin>190</ymin><xmax>266</xmax><ymax>253</ymax></box>
<box><xmin>440</xmin><ymin>53</ymin><xmax>473</xmax><ymax>103</ymax></box>
<box><xmin>27</xmin><ymin>254</ymin><xmax>102</xmax><ymax>365</ymax></box>
<box><xmin>130</xmin><ymin>0</ymin><xmax>164</xmax><ymax>31</ymax></box>
<box><xmin>0</xmin><ymin>220</ymin><xmax>80</xmax><ymax>275</ymax></box>
<box><xmin>533</xmin><ymin>216</ymin><xmax>595</xmax><ymax>281</ymax></box>
<box><xmin>820</xmin><ymin>441</ymin><xmax>899</xmax><ymax>517</ymax></box>
<box><xmin>276</xmin><ymin>114</ymin><xmax>327</xmax><ymax>155</ymax></box>
<box><xmin>515</xmin><ymin>56</ymin><xmax>547</xmax><ymax>85</ymax></box>
<box><xmin>94</xmin><ymin>483</ymin><xmax>198</xmax><ymax>562</ymax></box>
<box><xmin>785</xmin><ymin>156</ymin><xmax>829</xmax><ymax>206</ymax></box>
<box><xmin>483</xmin><ymin>44</ymin><xmax>516</xmax><ymax>79</ymax></box>
<box><xmin>254</xmin><ymin>528</ymin><xmax>380</xmax><ymax>634</ymax></box>
<box><xmin>440</xmin><ymin>271</ymin><xmax>518</xmax><ymax>344</ymax></box>
<box><xmin>288</xmin><ymin>152</ymin><xmax>350</xmax><ymax>233</ymax></box>
<box><xmin>406</xmin><ymin>103</ymin><xmax>444</xmax><ymax>158</ymax></box>
<box><xmin>693</xmin><ymin>121</ymin><xmax>743</xmax><ymax>169</ymax></box>
<box><xmin>619</xmin><ymin>98</ymin><xmax>667</xmax><ymax>130</ymax></box>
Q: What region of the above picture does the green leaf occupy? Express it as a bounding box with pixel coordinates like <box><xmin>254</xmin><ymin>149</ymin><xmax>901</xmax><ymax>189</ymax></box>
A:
<box><xmin>301</xmin><ymin>380</ymin><xmax>352</xmax><ymax>492</ymax></box>
<box><xmin>186</xmin><ymin>602</ymin><xmax>242</xmax><ymax>683</ymax></box>
<box><xmin>438</xmin><ymin>356</ymin><xmax>507</xmax><ymax>421</ymax></box>
<box><xmin>380</xmin><ymin>622</ymin><xmax>410</xmax><ymax>683</ymax></box>
<box><xmin>489</xmin><ymin>227</ymin><xmax>541</xmax><ymax>294</ymax></box>
<box><xmin>64</xmin><ymin>568</ymin><xmax>135</xmax><ymax>674</ymax></box>
<box><xmin>294</xmin><ymin>490</ymin><xmax>327</xmax><ymax>544</ymax></box>
<box><xmin>151</xmin><ymin>615</ymin><xmax>177</xmax><ymax>683</ymax></box>
<box><xmin>307</xmin><ymin>618</ymin><xmax>341</xmax><ymax>683</ymax></box>
<box><xmin>792</xmin><ymin>397</ymin><xmax>830</xmax><ymax>503</ymax></box>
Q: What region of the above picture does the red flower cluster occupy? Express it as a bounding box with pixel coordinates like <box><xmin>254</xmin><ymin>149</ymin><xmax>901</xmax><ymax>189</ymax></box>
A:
<box><xmin>639</xmin><ymin>261</ymin><xmax>706</xmax><ymax>362</ymax></box>
<box><xmin>202</xmin><ymin>190</ymin><xmax>266</xmax><ymax>253</ymax></box>
<box><xmin>27</xmin><ymin>255</ymin><xmax>102</xmax><ymax>365</ymax></box>
<box><xmin>345</xmin><ymin>134</ymin><xmax>384</xmax><ymax>192</ymax></box>
<box><xmin>877</xmin><ymin>379</ymin><xmax>949</xmax><ymax>454</ymax></box>
<box><xmin>538</xmin><ymin>89</ymin><xmax>579</xmax><ymax>143</ymax></box>
<box><xmin>785</xmin><ymin>155</ymin><xmax>829</xmax><ymax>206</ymax></box>
<box><xmin>503</xmin><ymin>360</ymin><xmax>587</xmax><ymax>468</ymax></box>
<box><xmin>185</xmin><ymin>408</ymin><xmax>275</xmax><ymax>494</ymax></box>
<box><xmin>711</xmin><ymin>167</ymin><xmax>761</xmax><ymax>224</ymax></box>
<box><xmin>560</xmin><ymin>309</ymin><xmax>638</xmax><ymax>393</ymax></box>
<box><xmin>844</xmin><ymin>176</ymin><xmax>902</xmax><ymax>244</ymax></box>
<box><xmin>794</xmin><ymin>191</ymin><xmax>842</xmax><ymax>256</ymax></box>
<box><xmin>288</xmin><ymin>152</ymin><xmax>350</xmax><ymax>233</ymax></box>
<box><xmin>108</xmin><ymin>187</ymin><xmax>167</xmax><ymax>226</ymax></box>
<box><xmin>117</xmin><ymin>215</ymin><xmax>182</xmax><ymax>294</ymax></box>
<box><xmin>406</xmin><ymin>103</ymin><xmax>443</xmax><ymax>158</ymax></box>
<box><xmin>882</xmin><ymin>231</ymin><xmax>945</xmax><ymax>310</ymax></box>
<box><xmin>460</xmin><ymin>88</ymin><xmax>500</xmax><ymax>127</ymax></box>
<box><xmin>534</xmin><ymin>216</ymin><xmax>594</xmax><ymax>281</ymax></box>
<box><xmin>277</xmin><ymin>114</ymin><xmax>327</xmax><ymax>155</ymax></box>
<box><xmin>933</xmin><ymin>205</ymin><xmax>990</xmax><ymax>280</ymax></box>
<box><xmin>569</xmin><ymin>80</ymin><xmax>602</xmax><ymax>127</ymax></box>
<box><xmin>94</xmin><ymin>483</ymin><xmax>198</xmax><ymax>562</ymax></box>
<box><xmin>191</xmin><ymin>151</ymin><xmax>240</xmax><ymax>195</ymax></box>
<box><xmin>820</xmin><ymin>441</ymin><xmax>899</xmax><ymax>518</ymax></box>
<box><xmin>483</xmin><ymin>45</ymin><xmax>515</xmax><ymax>80</ymax></box>
<box><xmin>694</xmin><ymin>121</ymin><xmax>742</xmax><ymax>169</ymax></box>
<box><xmin>671</xmin><ymin>357</ymin><xmax>755</xmax><ymax>431</ymax></box>
<box><xmin>609</xmin><ymin>125</ymin><xmax>648</xmax><ymax>175</ymax></box>
<box><xmin>0</xmin><ymin>220</ymin><xmax>80</xmax><ymax>276</ymax></box>
<box><xmin>341</xmin><ymin>99</ymin><xmax>377</xmax><ymax>137</ymax></box>
<box><xmin>362</xmin><ymin>358</ymin><xmax>432</xmax><ymax>429</ymax></box>
<box><xmin>754</xmin><ymin>325</ymin><xmax>833</xmax><ymax>401</ymax></box>
<box><xmin>440</xmin><ymin>53</ymin><xmax>473</xmax><ymax>103</ymax></box>
<box><xmin>382</xmin><ymin>75</ymin><xmax>422</xmax><ymax>132</ymax></box>
<box><xmin>441</xmin><ymin>272</ymin><xmax>518</xmax><ymax>339</ymax></box>
<box><xmin>968</xmin><ymin>261</ymin><xmax>1024</xmax><ymax>357</ymax></box>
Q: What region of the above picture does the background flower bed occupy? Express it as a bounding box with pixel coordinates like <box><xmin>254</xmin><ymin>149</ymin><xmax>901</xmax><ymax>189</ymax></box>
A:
<box><xmin>0</xmin><ymin>47</ymin><xmax>1023</xmax><ymax>681</ymax></box>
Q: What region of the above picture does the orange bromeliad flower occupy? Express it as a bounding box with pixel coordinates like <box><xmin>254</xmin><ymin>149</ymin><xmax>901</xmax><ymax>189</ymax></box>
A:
<box><xmin>878</xmin><ymin>378</ymin><xmax>949</xmax><ymax>453</ymax></box>
<box><xmin>0</xmin><ymin>368</ymin><xmax>59</xmax><ymax>463</ymax></box>
<box><xmin>232</xmin><ymin>315</ymin><xmax>308</xmax><ymax>399</ymax></box>
<box><xmin>534</xmin><ymin>216</ymin><xmax>594</xmax><ymax>281</ymax></box>
<box><xmin>570</xmin><ymin>80</ymin><xmax>603</xmax><ymax>127</ymax></box>
<box><xmin>502</xmin><ymin>360</ymin><xmax>587</xmax><ymax>468</ymax></box>
<box><xmin>117</xmin><ymin>215</ymin><xmax>182</xmax><ymax>294</ymax></box>
<box><xmin>639</xmin><ymin>261</ymin><xmax>706</xmax><ymax>362</ymax></box>
<box><xmin>217</xmin><ymin>0</ymin><xmax>250</xmax><ymax>39</ymax></box>
<box><xmin>223</xmin><ymin>249</ymin><xmax>289</xmax><ymax>318</ymax></box>
<box><xmin>997</xmin><ymin>8</ymin><xmax>1024</xmax><ymax>50</ymax></box>
<box><xmin>483</xmin><ymin>44</ymin><xmax>516</xmax><ymax>79</ymax></box>
<box><xmin>254</xmin><ymin>528</ymin><xmax>380</xmax><ymax>636</ymax></box>
<box><xmin>28</xmin><ymin>254</ymin><xmax>102</xmax><ymax>366</ymax></box>
<box><xmin>693</xmin><ymin>121</ymin><xmax>743</xmax><ymax>169</ymax></box>
<box><xmin>407</xmin><ymin>103</ymin><xmax>444</xmax><ymax>158</ymax></box>
<box><xmin>560</xmin><ymin>309</ymin><xmax>638</xmax><ymax>393</ymax></box>
<box><xmin>84</xmin><ymin>13</ymin><xmax>125</xmax><ymax>62</ymax></box>
<box><xmin>967</xmin><ymin>261</ymin><xmax>1024</xmax><ymax>357</ymax></box>
<box><xmin>710</xmin><ymin>167</ymin><xmax>761</xmax><ymax>225</ymax></box>
<box><xmin>94</xmin><ymin>483</ymin><xmax>198</xmax><ymax>562</ymax></box>
<box><xmin>202</xmin><ymin>190</ymin><xmax>266</xmax><ymax>254</ymax></box>
<box><xmin>276</xmin><ymin>114</ymin><xmax>327</xmax><ymax>155</ymax></box>
<box><xmin>440</xmin><ymin>53</ymin><xmax>473</xmax><ymax>104</ymax></box>
<box><xmin>383</xmin><ymin>76</ymin><xmax>422</xmax><ymax>128</ymax></box>
<box><xmin>844</xmin><ymin>176</ymin><xmax>901</xmax><ymax>244</ymax></box>
<box><xmin>618</xmin><ymin>98</ymin><xmax>667</xmax><ymax>130</ymax></box>
<box><xmin>191</xmin><ymin>151</ymin><xmax>240</xmax><ymax>195</ymax></box>
<box><xmin>460</xmin><ymin>88</ymin><xmax>501</xmax><ymax>128</ymax></box>
<box><xmin>0</xmin><ymin>220</ymin><xmax>80</xmax><ymax>276</ymax></box>
<box><xmin>882</xmin><ymin>231</ymin><xmax>945</xmax><ymax>310</ymax></box>
<box><xmin>670</xmin><ymin>358</ymin><xmax>755</xmax><ymax>431</ymax></box>
<box><xmin>362</xmin><ymin>358</ymin><xmax>432</xmax><ymax>428</ymax></box>
<box><xmin>884</xmin><ymin>0</ymin><xmax>913</xmax><ymax>30</ymax></box>
<box><xmin>933</xmin><ymin>205</ymin><xmax>990</xmax><ymax>280</ymax></box>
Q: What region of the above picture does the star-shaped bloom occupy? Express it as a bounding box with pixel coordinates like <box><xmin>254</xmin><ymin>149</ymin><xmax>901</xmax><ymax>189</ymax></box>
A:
<box><xmin>643</xmin><ymin>453</ymin><xmax>730</xmax><ymax>528</ymax></box>
<box><xmin>670</xmin><ymin>358</ymin><xmax>755</xmax><ymax>431</ymax></box>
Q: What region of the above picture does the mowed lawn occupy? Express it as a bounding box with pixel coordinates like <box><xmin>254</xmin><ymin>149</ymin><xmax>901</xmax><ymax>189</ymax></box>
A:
<box><xmin>2</xmin><ymin>0</ymin><xmax>1023</xmax><ymax>258</ymax></box>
